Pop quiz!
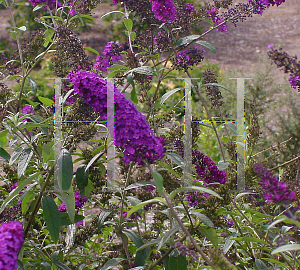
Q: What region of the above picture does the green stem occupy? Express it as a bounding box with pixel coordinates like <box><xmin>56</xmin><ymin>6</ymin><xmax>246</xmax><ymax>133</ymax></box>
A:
<box><xmin>24</xmin><ymin>165</ymin><xmax>55</xmax><ymax>238</ymax></box>
<box><xmin>161</xmin><ymin>192</ymin><xmax>217</xmax><ymax>269</ymax></box>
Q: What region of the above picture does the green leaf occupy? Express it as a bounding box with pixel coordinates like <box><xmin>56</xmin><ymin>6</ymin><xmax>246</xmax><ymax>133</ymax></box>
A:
<box><xmin>38</xmin><ymin>96</ymin><xmax>54</xmax><ymax>107</ymax></box>
<box><xmin>127</xmin><ymin>197</ymin><xmax>166</xmax><ymax>217</ymax></box>
<box><xmin>43</xmin><ymin>28</ymin><xmax>55</xmax><ymax>47</ymax></box>
<box><xmin>177</xmin><ymin>35</ymin><xmax>200</xmax><ymax>47</ymax></box>
<box><xmin>9</xmin><ymin>146</ymin><xmax>24</xmax><ymax>165</ymax></box>
<box><xmin>0</xmin><ymin>130</ymin><xmax>8</xmax><ymax>148</ymax></box>
<box><xmin>75</xmin><ymin>164</ymin><xmax>89</xmax><ymax>191</ymax></box>
<box><xmin>40</xmin><ymin>15</ymin><xmax>64</xmax><ymax>23</ymax></box>
<box><xmin>217</xmin><ymin>161</ymin><xmax>229</xmax><ymax>171</ymax></box>
<box><xmin>160</xmin><ymin>87</ymin><xmax>184</xmax><ymax>105</ymax></box>
<box><xmin>130</xmin><ymin>32</ymin><xmax>136</xmax><ymax>42</ymax></box>
<box><xmin>42</xmin><ymin>141</ymin><xmax>54</xmax><ymax>163</ymax></box>
<box><xmin>168</xmin><ymin>255</ymin><xmax>187</xmax><ymax>270</ymax></box>
<box><xmin>125</xmin><ymin>181</ymin><xmax>155</xmax><ymax>190</ymax></box>
<box><xmin>198</xmin><ymin>226</ymin><xmax>218</xmax><ymax>247</ymax></box>
<box><xmin>57</xmin><ymin>149</ymin><xmax>73</xmax><ymax>191</ymax></box>
<box><xmin>83</xmin><ymin>47</ymin><xmax>99</xmax><ymax>55</ymax></box>
<box><xmin>42</xmin><ymin>195</ymin><xmax>61</xmax><ymax>243</ymax></box>
<box><xmin>126</xmin><ymin>66</ymin><xmax>154</xmax><ymax>76</ymax></box>
<box><xmin>123</xmin><ymin>229</ymin><xmax>150</xmax><ymax>266</ymax></box>
<box><xmin>131</xmin><ymin>87</ymin><xmax>138</xmax><ymax>104</ymax></box>
<box><xmin>61</xmin><ymin>188</ymin><xmax>75</xmax><ymax>223</ymax></box>
<box><xmin>17</xmin><ymin>148</ymin><xmax>33</xmax><ymax>177</ymax></box>
<box><xmin>27</xmin><ymin>115</ymin><xmax>49</xmax><ymax>136</ymax></box>
<box><xmin>224</xmin><ymin>122</ymin><xmax>237</xmax><ymax>134</ymax></box>
<box><xmin>223</xmin><ymin>232</ymin><xmax>238</xmax><ymax>254</ymax></box>
<box><xmin>170</xmin><ymin>186</ymin><xmax>222</xmax><ymax>201</ymax></box>
<box><xmin>152</xmin><ymin>171</ymin><xmax>163</xmax><ymax>195</ymax></box>
<box><xmin>271</xmin><ymin>244</ymin><xmax>300</xmax><ymax>255</ymax></box>
<box><xmin>101</xmin><ymin>10</ymin><xmax>125</xmax><ymax>18</ymax></box>
<box><xmin>255</xmin><ymin>259</ymin><xmax>268</xmax><ymax>270</ymax></box>
<box><xmin>59</xmin><ymin>213</ymin><xmax>84</xmax><ymax>226</ymax></box>
<box><xmin>53</xmin><ymin>261</ymin><xmax>72</xmax><ymax>270</ymax></box>
<box><xmin>33</xmin><ymin>3</ymin><xmax>45</xmax><ymax>11</ymax></box>
<box><xmin>21</xmin><ymin>191</ymin><xmax>35</xmax><ymax>214</ymax></box>
<box><xmin>166</xmin><ymin>152</ymin><xmax>184</xmax><ymax>168</ymax></box>
<box><xmin>99</xmin><ymin>258</ymin><xmax>124</xmax><ymax>270</ymax></box>
<box><xmin>0</xmin><ymin>172</ymin><xmax>41</xmax><ymax>215</ymax></box>
<box><xmin>17</xmin><ymin>26</ymin><xmax>26</xmax><ymax>31</ymax></box>
<box><xmin>27</xmin><ymin>77</ymin><xmax>38</xmax><ymax>94</ymax></box>
<box><xmin>124</xmin><ymin>19</ymin><xmax>133</xmax><ymax>32</ymax></box>
<box><xmin>191</xmin><ymin>211</ymin><xmax>214</xmax><ymax>228</ymax></box>
<box><xmin>80</xmin><ymin>179</ymin><xmax>93</xmax><ymax>199</ymax></box>
<box><xmin>195</xmin><ymin>40</ymin><xmax>216</xmax><ymax>54</ymax></box>
<box><xmin>136</xmin><ymin>238</ymin><xmax>161</xmax><ymax>252</ymax></box>
<box><xmin>0</xmin><ymin>147</ymin><xmax>10</xmax><ymax>161</ymax></box>
<box><xmin>85</xmin><ymin>151</ymin><xmax>104</xmax><ymax>172</ymax></box>
<box><xmin>158</xmin><ymin>225</ymin><xmax>180</xmax><ymax>250</ymax></box>
<box><xmin>231</xmin><ymin>237</ymin><xmax>268</xmax><ymax>245</ymax></box>
<box><xmin>97</xmin><ymin>210</ymin><xmax>111</xmax><ymax>230</ymax></box>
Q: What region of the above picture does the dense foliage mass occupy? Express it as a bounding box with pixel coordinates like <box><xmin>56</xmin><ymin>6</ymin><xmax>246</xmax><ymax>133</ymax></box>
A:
<box><xmin>0</xmin><ymin>0</ymin><xmax>299</xmax><ymax>269</ymax></box>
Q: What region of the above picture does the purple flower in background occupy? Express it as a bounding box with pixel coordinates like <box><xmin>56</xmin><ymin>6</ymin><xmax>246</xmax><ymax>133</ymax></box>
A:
<box><xmin>20</xmin><ymin>105</ymin><xmax>34</xmax><ymax>124</ymax></box>
<box><xmin>58</xmin><ymin>192</ymin><xmax>87</xmax><ymax>212</ymax></box>
<box><xmin>67</xmin><ymin>70</ymin><xmax>165</xmax><ymax>166</ymax></box>
<box><xmin>248</xmin><ymin>0</ymin><xmax>285</xmax><ymax>15</ymax></box>
<box><xmin>149</xmin><ymin>0</ymin><xmax>177</xmax><ymax>22</ymax></box>
<box><xmin>93</xmin><ymin>41</ymin><xmax>123</xmax><ymax>72</ymax></box>
<box><xmin>28</xmin><ymin>0</ymin><xmax>62</xmax><ymax>9</ymax></box>
<box><xmin>207</xmin><ymin>8</ymin><xmax>228</xmax><ymax>33</ymax></box>
<box><xmin>185</xmin><ymin>3</ymin><xmax>194</xmax><ymax>12</ymax></box>
<box><xmin>0</xmin><ymin>221</ymin><xmax>24</xmax><ymax>270</ymax></box>
<box><xmin>289</xmin><ymin>74</ymin><xmax>300</xmax><ymax>91</ymax></box>
<box><xmin>173</xmin><ymin>46</ymin><xmax>205</xmax><ymax>71</ymax></box>
<box><xmin>254</xmin><ymin>163</ymin><xmax>297</xmax><ymax>205</ymax></box>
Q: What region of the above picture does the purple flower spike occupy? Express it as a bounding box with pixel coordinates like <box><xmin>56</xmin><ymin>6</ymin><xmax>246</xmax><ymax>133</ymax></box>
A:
<box><xmin>0</xmin><ymin>221</ymin><xmax>24</xmax><ymax>270</ymax></box>
<box><xmin>67</xmin><ymin>70</ymin><xmax>165</xmax><ymax>166</ymax></box>
<box><xmin>149</xmin><ymin>0</ymin><xmax>177</xmax><ymax>22</ymax></box>
<box><xmin>254</xmin><ymin>163</ymin><xmax>297</xmax><ymax>205</ymax></box>
<box><xmin>207</xmin><ymin>8</ymin><xmax>228</xmax><ymax>33</ymax></box>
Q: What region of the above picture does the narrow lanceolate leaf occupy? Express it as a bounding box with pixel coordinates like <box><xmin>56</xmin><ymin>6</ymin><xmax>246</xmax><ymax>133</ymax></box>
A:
<box><xmin>53</xmin><ymin>261</ymin><xmax>72</xmax><ymax>270</ymax></box>
<box><xmin>160</xmin><ymin>87</ymin><xmax>184</xmax><ymax>105</ymax></box>
<box><xmin>42</xmin><ymin>195</ymin><xmax>61</xmax><ymax>243</ymax></box>
<box><xmin>152</xmin><ymin>171</ymin><xmax>163</xmax><ymax>195</ymax></box>
<box><xmin>27</xmin><ymin>77</ymin><xmax>38</xmax><ymax>93</ymax></box>
<box><xmin>17</xmin><ymin>148</ymin><xmax>33</xmax><ymax>177</ymax></box>
<box><xmin>57</xmin><ymin>149</ymin><xmax>73</xmax><ymax>191</ymax></box>
<box><xmin>0</xmin><ymin>147</ymin><xmax>11</xmax><ymax>161</ymax></box>
<box><xmin>255</xmin><ymin>259</ymin><xmax>268</xmax><ymax>270</ymax></box>
<box><xmin>99</xmin><ymin>258</ymin><xmax>124</xmax><ymax>270</ymax></box>
<box><xmin>177</xmin><ymin>35</ymin><xmax>200</xmax><ymax>47</ymax></box>
<box><xmin>271</xmin><ymin>244</ymin><xmax>300</xmax><ymax>255</ymax></box>
<box><xmin>61</xmin><ymin>188</ymin><xmax>75</xmax><ymax>223</ymax></box>
<box><xmin>75</xmin><ymin>164</ymin><xmax>89</xmax><ymax>191</ymax></box>
<box><xmin>195</xmin><ymin>40</ymin><xmax>216</xmax><ymax>54</ymax></box>
<box><xmin>126</xmin><ymin>66</ymin><xmax>154</xmax><ymax>76</ymax></box>
<box><xmin>97</xmin><ymin>210</ymin><xmax>111</xmax><ymax>230</ymax></box>
<box><xmin>9</xmin><ymin>146</ymin><xmax>24</xmax><ymax>165</ymax></box>
<box><xmin>158</xmin><ymin>225</ymin><xmax>180</xmax><ymax>250</ymax></box>
<box><xmin>191</xmin><ymin>212</ymin><xmax>214</xmax><ymax>228</ymax></box>
<box><xmin>198</xmin><ymin>226</ymin><xmax>219</xmax><ymax>247</ymax></box>
<box><xmin>0</xmin><ymin>172</ymin><xmax>42</xmax><ymax>215</ymax></box>
<box><xmin>170</xmin><ymin>186</ymin><xmax>222</xmax><ymax>201</ymax></box>
<box><xmin>223</xmin><ymin>232</ymin><xmax>238</xmax><ymax>254</ymax></box>
<box><xmin>125</xmin><ymin>181</ymin><xmax>155</xmax><ymax>190</ymax></box>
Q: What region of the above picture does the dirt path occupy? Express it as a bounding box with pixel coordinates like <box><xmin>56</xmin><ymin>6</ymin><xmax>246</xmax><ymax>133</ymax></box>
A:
<box><xmin>203</xmin><ymin>0</ymin><xmax>300</xmax><ymax>74</ymax></box>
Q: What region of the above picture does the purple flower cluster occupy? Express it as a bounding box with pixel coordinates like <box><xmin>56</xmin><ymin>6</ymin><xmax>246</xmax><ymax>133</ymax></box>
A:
<box><xmin>248</xmin><ymin>0</ymin><xmax>285</xmax><ymax>15</ymax></box>
<box><xmin>93</xmin><ymin>41</ymin><xmax>123</xmax><ymax>72</ymax></box>
<box><xmin>289</xmin><ymin>74</ymin><xmax>300</xmax><ymax>91</ymax></box>
<box><xmin>20</xmin><ymin>105</ymin><xmax>34</xmax><ymax>122</ymax></box>
<box><xmin>28</xmin><ymin>0</ymin><xmax>62</xmax><ymax>10</ymax></box>
<box><xmin>207</xmin><ymin>8</ymin><xmax>228</xmax><ymax>33</ymax></box>
<box><xmin>58</xmin><ymin>192</ymin><xmax>87</xmax><ymax>212</ymax></box>
<box><xmin>149</xmin><ymin>0</ymin><xmax>177</xmax><ymax>23</ymax></box>
<box><xmin>254</xmin><ymin>163</ymin><xmax>297</xmax><ymax>205</ymax></box>
<box><xmin>174</xmin><ymin>139</ymin><xmax>226</xmax><ymax>185</ymax></box>
<box><xmin>67</xmin><ymin>70</ymin><xmax>165</xmax><ymax>165</ymax></box>
<box><xmin>184</xmin><ymin>3</ymin><xmax>194</xmax><ymax>12</ymax></box>
<box><xmin>172</xmin><ymin>46</ymin><xmax>205</xmax><ymax>71</ymax></box>
<box><xmin>175</xmin><ymin>242</ymin><xmax>198</xmax><ymax>262</ymax></box>
<box><xmin>0</xmin><ymin>221</ymin><xmax>24</xmax><ymax>270</ymax></box>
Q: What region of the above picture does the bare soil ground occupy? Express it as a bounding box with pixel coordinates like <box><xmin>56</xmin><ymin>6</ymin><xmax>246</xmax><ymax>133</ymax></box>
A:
<box><xmin>1</xmin><ymin>1</ymin><xmax>299</xmax><ymax>75</ymax></box>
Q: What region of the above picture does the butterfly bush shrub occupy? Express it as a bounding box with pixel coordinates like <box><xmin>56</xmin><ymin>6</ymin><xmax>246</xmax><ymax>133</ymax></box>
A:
<box><xmin>0</xmin><ymin>0</ymin><xmax>299</xmax><ymax>269</ymax></box>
